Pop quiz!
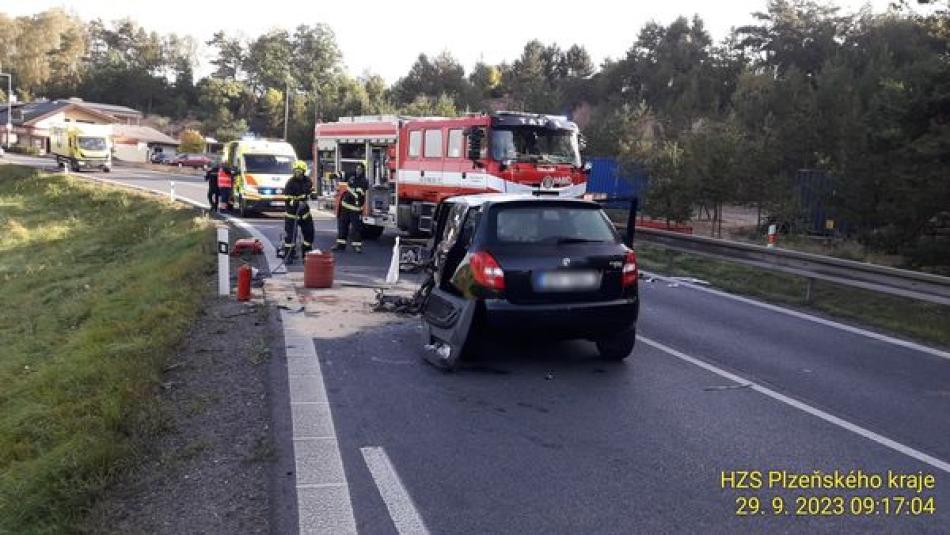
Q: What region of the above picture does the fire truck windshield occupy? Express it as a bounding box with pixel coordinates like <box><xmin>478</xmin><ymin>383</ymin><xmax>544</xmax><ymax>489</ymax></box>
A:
<box><xmin>490</xmin><ymin>127</ymin><xmax>580</xmax><ymax>166</ymax></box>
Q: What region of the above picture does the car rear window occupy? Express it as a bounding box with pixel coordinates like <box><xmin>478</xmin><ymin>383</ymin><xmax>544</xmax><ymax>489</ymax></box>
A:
<box><xmin>489</xmin><ymin>204</ymin><xmax>618</xmax><ymax>244</ymax></box>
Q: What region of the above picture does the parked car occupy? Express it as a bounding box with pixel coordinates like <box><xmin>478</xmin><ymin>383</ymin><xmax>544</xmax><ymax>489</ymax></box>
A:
<box><xmin>150</xmin><ymin>152</ymin><xmax>172</xmax><ymax>164</ymax></box>
<box><xmin>420</xmin><ymin>194</ymin><xmax>640</xmax><ymax>370</ymax></box>
<box><xmin>171</xmin><ymin>153</ymin><xmax>212</xmax><ymax>169</ymax></box>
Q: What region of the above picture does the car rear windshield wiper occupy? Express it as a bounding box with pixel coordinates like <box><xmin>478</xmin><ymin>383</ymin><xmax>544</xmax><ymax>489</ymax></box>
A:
<box><xmin>555</xmin><ymin>237</ymin><xmax>605</xmax><ymax>244</ymax></box>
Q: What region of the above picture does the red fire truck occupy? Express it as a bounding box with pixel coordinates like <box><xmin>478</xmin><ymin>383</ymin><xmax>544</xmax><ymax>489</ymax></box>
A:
<box><xmin>313</xmin><ymin>112</ymin><xmax>589</xmax><ymax>238</ymax></box>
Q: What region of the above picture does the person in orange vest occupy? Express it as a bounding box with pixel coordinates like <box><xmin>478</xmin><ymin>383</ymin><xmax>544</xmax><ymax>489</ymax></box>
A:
<box><xmin>217</xmin><ymin>165</ymin><xmax>233</xmax><ymax>212</ymax></box>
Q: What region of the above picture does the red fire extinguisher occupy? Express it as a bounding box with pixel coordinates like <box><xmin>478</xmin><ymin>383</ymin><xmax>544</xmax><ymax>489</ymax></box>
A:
<box><xmin>237</xmin><ymin>263</ymin><xmax>252</xmax><ymax>301</ymax></box>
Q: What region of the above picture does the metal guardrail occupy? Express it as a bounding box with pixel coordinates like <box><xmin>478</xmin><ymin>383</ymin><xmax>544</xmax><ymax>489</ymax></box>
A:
<box><xmin>629</xmin><ymin>226</ymin><xmax>950</xmax><ymax>306</ymax></box>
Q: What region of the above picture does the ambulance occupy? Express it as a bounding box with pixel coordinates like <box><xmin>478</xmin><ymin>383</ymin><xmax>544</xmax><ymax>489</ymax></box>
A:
<box><xmin>222</xmin><ymin>138</ymin><xmax>298</xmax><ymax>216</ymax></box>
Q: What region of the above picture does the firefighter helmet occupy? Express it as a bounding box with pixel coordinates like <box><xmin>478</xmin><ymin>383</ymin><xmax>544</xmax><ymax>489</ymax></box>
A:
<box><xmin>292</xmin><ymin>160</ymin><xmax>307</xmax><ymax>173</ymax></box>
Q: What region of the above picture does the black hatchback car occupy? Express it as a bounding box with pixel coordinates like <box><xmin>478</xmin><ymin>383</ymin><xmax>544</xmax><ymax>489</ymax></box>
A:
<box><xmin>421</xmin><ymin>194</ymin><xmax>639</xmax><ymax>369</ymax></box>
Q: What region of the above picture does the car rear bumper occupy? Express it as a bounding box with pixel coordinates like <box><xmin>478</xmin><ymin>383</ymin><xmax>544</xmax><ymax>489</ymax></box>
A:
<box><xmin>481</xmin><ymin>296</ymin><xmax>638</xmax><ymax>338</ymax></box>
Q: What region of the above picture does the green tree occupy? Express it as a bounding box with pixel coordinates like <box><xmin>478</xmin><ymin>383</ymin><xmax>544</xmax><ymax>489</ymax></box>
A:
<box><xmin>391</xmin><ymin>52</ymin><xmax>472</xmax><ymax>109</ymax></box>
<box><xmin>206</xmin><ymin>31</ymin><xmax>245</xmax><ymax>80</ymax></box>
<box><xmin>179</xmin><ymin>129</ymin><xmax>205</xmax><ymax>153</ymax></box>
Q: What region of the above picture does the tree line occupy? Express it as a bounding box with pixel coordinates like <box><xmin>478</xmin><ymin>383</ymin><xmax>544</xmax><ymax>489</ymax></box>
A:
<box><xmin>0</xmin><ymin>1</ymin><xmax>947</xmax><ymax>269</ymax></box>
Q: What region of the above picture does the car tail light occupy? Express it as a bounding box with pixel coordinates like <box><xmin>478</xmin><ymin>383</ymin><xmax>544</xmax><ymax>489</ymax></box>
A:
<box><xmin>471</xmin><ymin>251</ymin><xmax>505</xmax><ymax>291</ymax></box>
<box><xmin>622</xmin><ymin>250</ymin><xmax>638</xmax><ymax>287</ymax></box>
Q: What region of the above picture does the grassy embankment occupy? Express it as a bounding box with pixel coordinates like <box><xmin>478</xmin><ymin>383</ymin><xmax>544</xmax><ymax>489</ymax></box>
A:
<box><xmin>0</xmin><ymin>165</ymin><xmax>214</xmax><ymax>533</ymax></box>
<box><xmin>635</xmin><ymin>242</ymin><xmax>950</xmax><ymax>347</ymax></box>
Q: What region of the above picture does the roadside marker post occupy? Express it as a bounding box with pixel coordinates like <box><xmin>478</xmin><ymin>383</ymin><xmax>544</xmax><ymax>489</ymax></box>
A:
<box><xmin>767</xmin><ymin>224</ymin><xmax>777</xmax><ymax>248</ymax></box>
<box><xmin>217</xmin><ymin>226</ymin><xmax>229</xmax><ymax>296</ymax></box>
<box><xmin>169</xmin><ymin>180</ymin><xmax>175</xmax><ymax>202</ymax></box>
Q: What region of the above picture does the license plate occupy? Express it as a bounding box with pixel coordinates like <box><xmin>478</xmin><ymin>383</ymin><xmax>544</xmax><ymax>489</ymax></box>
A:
<box><xmin>270</xmin><ymin>201</ymin><xmax>285</xmax><ymax>207</ymax></box>
<box><xmin>533</xmin><ymin>270</ymin><xmax>601</xmax><ymax>292</ymax></box>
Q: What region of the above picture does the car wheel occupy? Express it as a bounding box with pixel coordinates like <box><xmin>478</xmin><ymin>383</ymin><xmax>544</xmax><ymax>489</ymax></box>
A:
<box><xmin>595</xmin><ymin>329</ymin><xmax>636</xmax><ymax>360</ymax></box>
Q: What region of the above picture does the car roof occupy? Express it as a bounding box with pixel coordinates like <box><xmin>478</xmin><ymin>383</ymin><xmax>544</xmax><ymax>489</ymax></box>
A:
<box><xmin>445</xmin><ymin>193</ymin><xmax>599</xmax><ymax>209</ymax></box>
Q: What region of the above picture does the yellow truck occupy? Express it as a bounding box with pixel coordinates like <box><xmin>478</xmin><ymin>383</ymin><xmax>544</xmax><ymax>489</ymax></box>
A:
<box><xmin>50</xmin><ymin>124</ymin><xmax>113</xmax><ymax>172</ymax></box>
<box><xmin>223</xmin><ymin>138</ymin><xmax>298</xmax><ymax>216</ymax></box>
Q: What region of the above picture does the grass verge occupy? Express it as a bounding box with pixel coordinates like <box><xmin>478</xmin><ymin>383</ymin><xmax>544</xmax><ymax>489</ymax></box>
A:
<box><xmin>0</xmin><ymin>165</ymin><xmax>214</xmax><ymax>533</ymax></box>
<box><xmin>636</xmin><ymin>242</ymin><xmax>950</xmax><ymax>348</ymax></box>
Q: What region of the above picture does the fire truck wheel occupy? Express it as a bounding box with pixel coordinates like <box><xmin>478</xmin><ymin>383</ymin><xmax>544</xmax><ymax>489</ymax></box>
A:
<box><xmin>362</xmin><ymin>225</ymin><xmax>384</xmax><ymax>240</ymax></box>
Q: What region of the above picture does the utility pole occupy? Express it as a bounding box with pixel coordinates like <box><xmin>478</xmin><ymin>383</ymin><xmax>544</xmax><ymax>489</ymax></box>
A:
<box><xmin>0</xmin><ymin>62</ymin><xmax>12</xmax><ymax>148</ymax></box>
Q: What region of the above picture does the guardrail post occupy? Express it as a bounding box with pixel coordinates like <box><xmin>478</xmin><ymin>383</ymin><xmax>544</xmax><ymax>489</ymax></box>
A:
<box><xmin>803</xmin><ymin>277</ymin><xmax>815</xmax><ymax>304</ymax></box>
<box><xmin>61</xmin><ymin>161</ymin><xmax>68</xmax><ymax>174</ymax></box>
<box><xmin>217</xmin><ymin>226</ymin><xmax>229</xmax><ymax>296</ymax></box>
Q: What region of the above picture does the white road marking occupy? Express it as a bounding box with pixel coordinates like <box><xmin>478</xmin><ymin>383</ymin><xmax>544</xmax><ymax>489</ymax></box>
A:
<box><xmin>642</xmin><ymin>271</ymin><xmax>950</xmax><ymax>360</ymax></box>
<box><xmin>638</xmin><ymin>335</ymin><xmax>950</xmax><ymax>474</ymax></box>
<box><xmin>361</xmin><ymin>446</ymin><xmax>430</xmax><ymax>535</ymax></box>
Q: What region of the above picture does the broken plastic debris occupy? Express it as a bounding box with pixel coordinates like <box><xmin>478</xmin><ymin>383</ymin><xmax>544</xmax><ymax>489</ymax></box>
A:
<box><xmin>424</xmin><ymin>342</ymin><xmax>452</xmax><ymax>360</ymax></box>
<box><xmin>671</xmin><ymin>276</ymin><xmax>710</xmax><ymax>285</ymax></box>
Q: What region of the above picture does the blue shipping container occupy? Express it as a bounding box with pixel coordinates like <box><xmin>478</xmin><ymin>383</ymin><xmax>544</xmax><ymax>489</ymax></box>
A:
<box><xmin>586</xmin><ymin>157</ymin><xmax>649</xmax><ymax>207</ymax></box>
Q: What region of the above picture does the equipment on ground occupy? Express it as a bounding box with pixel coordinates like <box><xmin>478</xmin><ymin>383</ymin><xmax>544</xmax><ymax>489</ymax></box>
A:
<box><xmin>304</xmin><ymin>251</ymin><xmax>335</xmax><ymax>288</ymax></box>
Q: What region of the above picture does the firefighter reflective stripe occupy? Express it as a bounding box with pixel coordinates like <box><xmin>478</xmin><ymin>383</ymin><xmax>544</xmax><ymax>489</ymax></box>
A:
<box><xmin>336</xmin><ymin>239</ymin><xmax>346</xmax><ymax>244</ymax></box>
<box><xmin>283</xmin><ymin>241</ymin><xmax>294</xmax><ymax>248</ymax></box>
<box><xmin>302</xmin><ymin>240</ymin><xmax>312</xmax><ymax>247</ymax></box>
<box><xmin>285</xmin><ymin>211</ymin><xmax>312</xmax><ymax>219</ymax></box>
<box><xmin>352</xmin><ymin>242</ymin><xmax>362</xmax><ymax>246</ymax></box>
<box><xmin>341</xmin><ymin>201</ymin><xmax>360</xmax><ymax>211</ymax></box>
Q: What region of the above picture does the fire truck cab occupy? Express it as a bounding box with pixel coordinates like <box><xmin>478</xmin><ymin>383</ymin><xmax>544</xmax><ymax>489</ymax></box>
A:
<box><xmin>313</xmin><ymin>111</ymin><xmax>587</xmax><ymax>237</ymax></box>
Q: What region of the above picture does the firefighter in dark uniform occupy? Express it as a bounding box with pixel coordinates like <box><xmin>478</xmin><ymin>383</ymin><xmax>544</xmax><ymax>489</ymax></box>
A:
<box><xmin>282</xmin><ymin>160</ymin><xmax>315</xmax><ymax>257</ymax></box>
<box><xmin>333</xmin><ymin>163</ymin><xmax>368</xmax><ymax>253</ymax></box>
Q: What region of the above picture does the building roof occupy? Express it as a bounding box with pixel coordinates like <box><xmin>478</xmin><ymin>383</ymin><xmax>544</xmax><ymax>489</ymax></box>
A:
<box><xmin>0</xmin><ymin>99</ymin><xmax>120</xmax><ymax>126</ymax></box>
<box><xmin>79</xmin><ymin>100</ymin><xmax>143</xmax><ymax>118</ymax></box>
<box><xmin>112</xmin><ymin>124</ymin><xmax>179</xmax><ymax>145</ymax></box>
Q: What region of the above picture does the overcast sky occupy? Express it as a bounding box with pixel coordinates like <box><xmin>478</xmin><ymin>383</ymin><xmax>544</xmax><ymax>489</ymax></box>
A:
<box><xmin>6</xmin><ymin>0</ymin><xmax>904</xmax><ymax>82</ymax></box>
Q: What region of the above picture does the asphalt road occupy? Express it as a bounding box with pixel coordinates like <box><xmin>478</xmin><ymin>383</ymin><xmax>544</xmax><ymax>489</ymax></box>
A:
<box><xmin>8</xmin><ymin>155</ymin><xmax>949</xmax><ymax>534</ymax></box>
